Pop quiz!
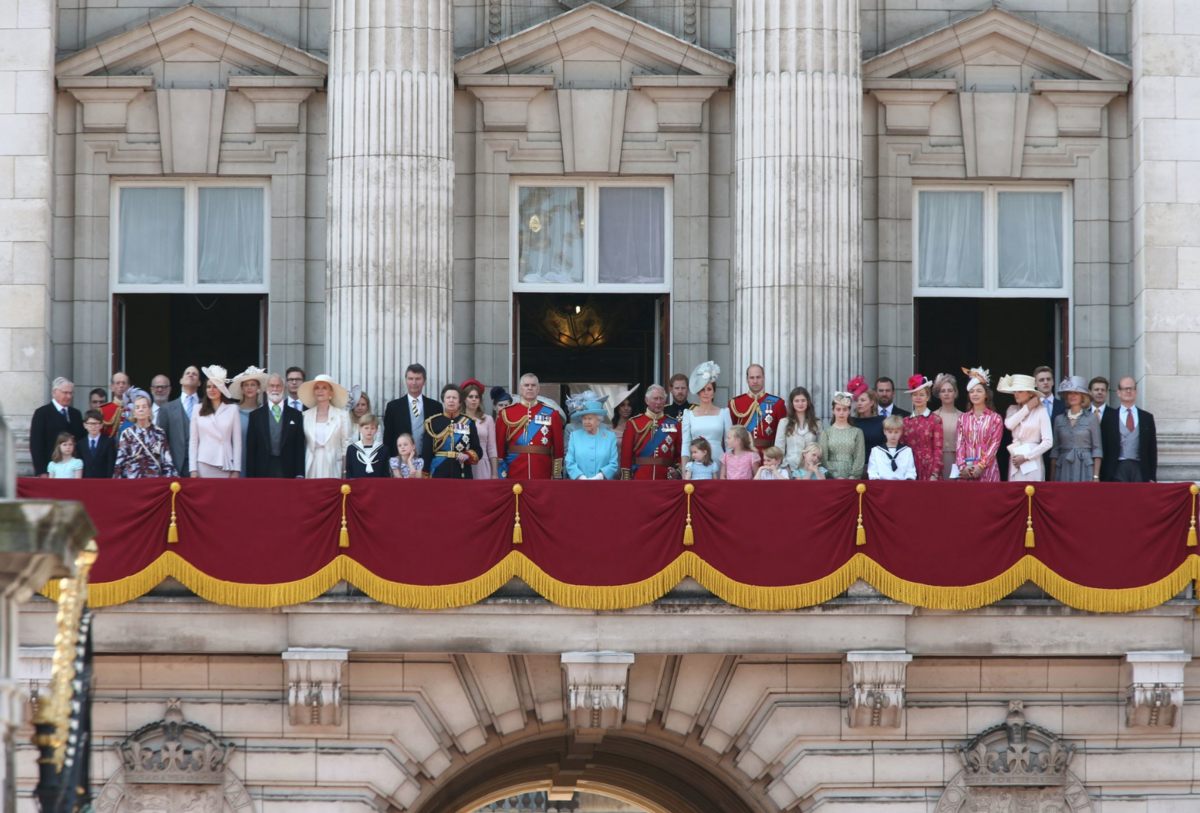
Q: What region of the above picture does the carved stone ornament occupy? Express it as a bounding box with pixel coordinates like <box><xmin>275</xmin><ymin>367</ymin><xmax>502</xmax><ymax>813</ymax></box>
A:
<box><xmin>936</xmin><ymin>701</ymin><xmax>1094</xmax><ymax>813</ymax></box>
<box><xmin>561</xmin><ymin>652</ymin><xmax>634</xmax><ymax>730</ymax></box>
<box><xmin>1125</xmin><ymin>650</ymin><xmax>1189</xmax><ymax>728</ymax></box>
<box><xmin>847</xmin><ymin>650</ymin><xmax>912</xmax><ymax>728</ymax></box>
<box><xmin>283</xmin><ymin>647</ymin><xmax>348</xmax><ymax>727</ymax></box>
<box><xmin>95</xmin><ymin>699</ymin><xmax>253</xmax><ymax>813</ymax></box>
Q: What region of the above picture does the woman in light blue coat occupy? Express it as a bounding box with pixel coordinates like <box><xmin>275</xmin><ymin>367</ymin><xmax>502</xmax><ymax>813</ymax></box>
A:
<box><xmin>564</xmin><ymin>401</ymin><xmax>620</xmax><ymax>480</ymax></box>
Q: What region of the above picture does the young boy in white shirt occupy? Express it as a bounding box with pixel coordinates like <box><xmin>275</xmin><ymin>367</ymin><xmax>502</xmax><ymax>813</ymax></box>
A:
<box><xmin>868</xmin><ymin>416</ymin><xmax>917</xmax><ymax>480</ymax></box>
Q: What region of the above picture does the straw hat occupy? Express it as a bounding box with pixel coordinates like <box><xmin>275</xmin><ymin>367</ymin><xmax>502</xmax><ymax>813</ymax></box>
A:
<box><xmin>201</xmin><ymin>365</ymin><xmax>232</xmax><ymax>399</ymax></box>
<box><xmin>997</xmin><ymin>374</ymin><xmax>1038</xmax><ymax>394</ymax></box>
<box><xmin>298</xmin><ymin>374</ymin><xmax>350</xmax><ymax>408</ymax></box>
<box><xmin>1057</xmin><ymin>375</ymin><xmax>1090</xmax><ymax>396</ymax></box>
<box><xmin>229</xmin><ymin>366</ymin><xmax>269</xmax><ymax>400</ymax></box>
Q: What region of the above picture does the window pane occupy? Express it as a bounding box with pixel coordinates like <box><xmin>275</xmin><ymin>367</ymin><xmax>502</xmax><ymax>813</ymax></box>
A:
<box><xmin>118</xmin><ymin>188</ymin><xmax>185</xmax><ymax>284</ymax></box>
<box><xmin>517</xmin><ymin>187</ymin><xmax>585</xmax><ymax>284</ymax></box>
<box><xmin>998</xmin><ymin>192</ymin><xmax>1063</xmax><ymax>289</ymax></box>
<box><xmin>198</xmin><ymin>188</ymin><xmax>265</xmax><ymax>284</ymax></box>
<box><xmin>918</xmin><ymin>191</ymin><xmax>984</xmax><ymax>288</ymax></box>
<box><xmin>598</xmin><ymin>187</ymin><xmax>665</xmax><ymax>284</ymax></box>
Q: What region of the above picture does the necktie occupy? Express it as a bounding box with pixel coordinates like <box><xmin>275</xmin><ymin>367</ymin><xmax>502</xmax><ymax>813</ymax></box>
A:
<box><xmin>1126</xmin><ymin>409</ymin><xmax>1135</xmax><ymax>432</ymax></box>
<box><xmin>60</xmin><ymin>407</ymin><xmax>68</xmax><ymax>420</ymax></box>
<box><xmin>411</xmin><ymin>399</ymin><xmax>419</xmax><ymax>420</ymax></box>
<box><xmin>90</xmin><ymin>438</ymin><xmax>96</xmax><ymax>452</ymax></box>
<box><xmin>185</xmin><ymin>395</ymin><xmax>194</xmax><ymax>420</ymax></box>
<box><xmin>272</xmin><ymin>404</ymin><xmax>281</xmax><ymax>423</ymax></box>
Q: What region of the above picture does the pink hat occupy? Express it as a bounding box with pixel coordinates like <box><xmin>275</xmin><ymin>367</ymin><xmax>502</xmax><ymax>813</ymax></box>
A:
<box><xmin>845</xmin><ymin>376</ymin><xmax>868</xmax><ymax>399</ymax></box>
<box><xmin>905</xmin><ymin>374</ymin><xmax>932</xmax><ymax>394</ymax></box>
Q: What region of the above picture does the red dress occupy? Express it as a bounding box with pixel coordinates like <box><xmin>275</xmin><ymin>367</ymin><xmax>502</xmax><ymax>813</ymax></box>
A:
<box><xmin>902</xmin><ymin>410</ymin><xmax>944</xmax><ymax>481</ymax></box>
<box><xmin>955</xmin><ymin>409</ymin><xmax>1002</xmax><ymax>482</ymax></box>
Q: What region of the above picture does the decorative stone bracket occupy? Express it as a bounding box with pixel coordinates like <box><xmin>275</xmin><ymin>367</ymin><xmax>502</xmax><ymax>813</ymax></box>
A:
<box><xmin>865</xmin><ymin>78</ymin><xmax>956</xmax><ymax>135</ymax></box>
<box><xmin>1032</xmin><ymin>79</ymin><xmax>1126</xmax><ymax>138</ymax></box>
<box><xmin>561</xmin><ymin>651</ymin><xmax>634</xmax><ymax>731</ymax></box>
<box><xmin>229</xmin><ymin>75</ymin><xmax>325</xmax><ymax>133</ymax></box>
<box><xmin>631</xmin><ymin>75</ymin><xmax>728</xmax><ymax>132</ymax></box>
<box><xmin>58</xmin><ymin>75</ymin><xmax>154</xmax><ymax>133</ymax></box>
<box><xmin>847</xmin><ymin>650</ymin><xmax>912</xmax><ymax>728</ymax></box>
<box><xmin>459</xmin><ymin>74</ymin><xmax>555</xmax><ymax>131</ymax></box>
<box><xmin>1126</xmin><ymin>651</ymin><xmax>1190</xmax><ymax>728</ymax></box>
<box><xmin>283</xmin><ymin>647</ymin><xmax>348</xmax><ymax>727</ymax></box>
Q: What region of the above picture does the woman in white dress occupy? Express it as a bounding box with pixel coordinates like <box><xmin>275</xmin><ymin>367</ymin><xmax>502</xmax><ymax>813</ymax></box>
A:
<box><xmin>299</xmin><ymin>374</ymin><xmax>352</xmax><ymax>479</ymax></box>
<box><xmin>682</xmin><ymin>361</ymin><xmax>733</xmax><ymax>457</ymax></box>
<box><xmin>774</xmin><ymin>386</ymin><xmax>822</xmax><ymax>474</ymax></box>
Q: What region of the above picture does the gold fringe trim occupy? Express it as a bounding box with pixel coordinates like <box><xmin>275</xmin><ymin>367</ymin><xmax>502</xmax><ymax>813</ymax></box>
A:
<box><xmin>36</xmin><ymin>552</ymin><xmax>1200</xmax><ymax>615</ymax></box>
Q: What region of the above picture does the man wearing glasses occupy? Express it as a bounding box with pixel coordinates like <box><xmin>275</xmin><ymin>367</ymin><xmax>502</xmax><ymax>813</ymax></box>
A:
<box><xmin>1099</xmin><ymin>378</ymin><xmax>1157</xmax><ymax>482</ymax></box>
<box><xmin>150</xmin><ymin>375</ymin><xmax>172</xmax><ymax>423</ymax></box>
<box><xmin>285</xmin><ymin>367</ymin><xmax>306</xmax><ymax>412</ymax></box>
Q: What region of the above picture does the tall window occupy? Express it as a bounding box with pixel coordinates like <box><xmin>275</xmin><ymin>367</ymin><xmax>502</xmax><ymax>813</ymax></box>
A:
<box><xmin>913</xmin><ymin>184</ymin><xmax>1070</xmax><ymax>297</ymax></box>
<box><xmin>112</xmin><ymin>180</ymin><xmax>269</xmax><ymax>292</ymax></box>
<box><xmin>512</xmin><ymin>180</ymin><xmax>671</xmax><ymax>292</ymax></box>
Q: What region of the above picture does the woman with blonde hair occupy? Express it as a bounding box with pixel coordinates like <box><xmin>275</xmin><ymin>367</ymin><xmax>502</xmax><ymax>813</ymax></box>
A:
<box><xmin>300</xmin><ymin>375</ymin><xmax>353</xmax><ymax>478</ymax></box>
<box><xmin>998</xmin><ymin>373</ymin><xmax>1052</xmax><ymax>482</ymax></box>
<box><xmin>1048</xmin><ymin>376</ymin><xmax>1103</xmax><ymax>482</ymax></box>
<box><xmin>818</xmin><ymin>392</ymin><xmax>865</xmax><ymax>480</ymax></box>
<box><xmin>933</xmin><ymin>372</ymin><xmax>962</xmax><ymax>479</ymax></box>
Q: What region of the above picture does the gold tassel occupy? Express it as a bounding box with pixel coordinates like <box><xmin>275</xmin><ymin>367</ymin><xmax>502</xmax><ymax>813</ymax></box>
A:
<box><xmin>1189</xmin><ymin>484</ymin><xmax>1198</xmax><ymax>547</ymax></box>
<box><xmin>855</xmin><ymin>483</ymin><xmax>866</xmax><ymax>546</ymax></box>
<box><xmin>683</xmin><ymin>483</ymin><xmax>695</xmax><ymax>547</ymax></box>
<box><xmin>339</xmin><ymin>484</ymin><xmax>351</xmax><ymax>548</ymax></box>
<box><xmin>1024</xmin><ymin>485</ymin><xmax>1036</xmax><ymax>548</ymax></box>
<box><xmin>512</xmin><ymin>484</ymin><xmax>523</xmax><ymax>545</ymax></box>
<box><xmin>167</xmin><ymin>481</ymin><xmax>181</xmax><ymax>544</ymax></box>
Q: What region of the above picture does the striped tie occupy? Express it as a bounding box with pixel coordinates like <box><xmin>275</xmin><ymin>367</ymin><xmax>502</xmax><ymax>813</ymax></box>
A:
<box><xmin>412</xmin><ymin>399</ymin><xmax>419</xmax><ymax>419</ymax></box>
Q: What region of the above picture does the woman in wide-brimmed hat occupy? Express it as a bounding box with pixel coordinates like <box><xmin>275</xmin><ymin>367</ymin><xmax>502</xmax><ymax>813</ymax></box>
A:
<box><xmin>1048</xmin><ymin>376</ymin><xmax>1103</xmax><ymax>482</ymax></box>
<box><xmin>955</xmin><ymin>367</ymin><xmax>1002</xmax><ymax>482</ymax></box>
<box><xmin>188</xmin><ymin>365</ymin><xmax>242</xmax><ymax>478</ymax></box>
<box><xmin>998</xmin><ymin>373</ymin><xmax>1052</xmax><ymax>482</ymax></box>
<box><xmin>609</xmin><ymin>384</ymin><xmax>640</xmax><ymax>447</ymax></box>
<box><xmin>299</xmin><ymin>374</ymin><xmax>352</xmax><ymax>479</ymax></box>
<box><xmin>230</xmin><ymin>365</ymin><xmax>269</xmax><ymax>476</ymax></box>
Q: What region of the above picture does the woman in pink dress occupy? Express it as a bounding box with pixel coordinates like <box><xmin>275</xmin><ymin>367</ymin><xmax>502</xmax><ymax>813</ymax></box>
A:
<box><xmin>902</xmin><ymin>374</ymin><xmax>943</xmax><ymax>481</ymax></box>
<box><xmin>462</xmin><ymin>380</ymin><xmax>498</xmax><ymax>480</ymax></box>
<box><xmin>998</xmin><ymin>374</ymin><xmax>1052</xmax><ymax>482</ymax></box>
<box><xmin>955</xmin><ymin>367</ymin><xmax>1002</xmax><ymax>482</ymax></box>
<box><xmin>933</xmin><ymin>373</ymin><xmax>962</xmax><ymax>479</ymax></box>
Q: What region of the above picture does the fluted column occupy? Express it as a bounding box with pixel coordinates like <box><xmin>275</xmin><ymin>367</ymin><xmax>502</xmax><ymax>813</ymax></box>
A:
<box><xmin>734</xmin><ymin>0</ymin><xmax>861</xmax><ymax>408</ymax></box>
<box><xmin>326</xmin><ymin>0</ymin><xmax>454</xmax><ymax>398</ymax></box>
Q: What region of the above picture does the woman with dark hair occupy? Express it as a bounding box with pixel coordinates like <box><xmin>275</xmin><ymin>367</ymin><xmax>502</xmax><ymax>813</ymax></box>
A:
<box><xmin>188</xmin><ymin>365</ymin><xmax>241</xmax><ymax>478</ymax></box>
<box><xmin>462</xmin><ymin>379</ymin><xmax>499</xmax><ymax>480</ymax></box>
<box><xmin>775</xmin><ymin>386</ymin><xmax>822</xmax><ymax>474</ymax></box>
<box><xmin>422</xmin><ymin>383</ymin><xmax>482</xmax><ymax>479</ymax></box>
<box><xmin>955</xmin><ymin>367</ymin><xmax>1002</xmax><ymax>482</ymax></box>
<box><xmin>610</xmin><ymin>385</ymin><xmax>639</xmax><ymax>446</ymax></box>
<box><xmin>681</xmin><ymin>362</ymin><xmax>732</xmax><ymax>458</ymax></box>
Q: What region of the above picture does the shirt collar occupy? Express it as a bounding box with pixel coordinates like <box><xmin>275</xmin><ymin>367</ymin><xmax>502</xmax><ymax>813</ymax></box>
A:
<box><xmin>916</xmin><ymin>408</ymin><xmax>931</xmax><ymax>418</ymax></box>
<box><xmin>52</xmin><ymin>397</ymin><xmax>69</xmax><ymax>412</ymax></box>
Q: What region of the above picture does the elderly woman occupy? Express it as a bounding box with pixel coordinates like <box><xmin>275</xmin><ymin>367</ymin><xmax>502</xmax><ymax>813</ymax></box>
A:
<box><xmin>999</xmin><ymin>373</ymin><xmax>1052</xmax><ymax>482</ymax></box>
<box><xmin>933</xmin><ymin>373</ymin><xmax>962</xmax><ymax>479</ymax></box>
<box><xmin>955</xmin><ymin>367</ymin><xmax>1002</xmax><ymax>482</ymax></box>
<box><xmin>1049</xmin><ymin>376</ymin><xmax>1103</xmax><ymax>482</ymax></box>
<box><xmin>818</xmin><ymin>392</ymin><xmax>865</xmax><ymax>480</ymax></box>
<box><xmin>300</xmin><ymin>375</ymin><xmax>353</xmax><ymax>479</ymax></box>
<box><xmin>422</xmin><ymin>383</ymin><xmax>482</xmax><ymax>479</ymax></box>
<box><xmin>189</xmin><ymin>366</ymin><xmax>242</xmax><ymax>478</ymax></box>
<box><xmin>114</xmin><ymin>392</ymin><xmax>178</xmax><ymax>478</ymax></box>
<box><xmin>682</xmin><ymin>361</ymin><xmax>733</xmax><ymax>458</ymax></box>
<box><xmin>902</xmin><ymin>375</ymin><xmax>943</xmax><ymax>481</ymax></box>
<box><xmin>565</xmin><ymin>400</ymin><xmax>620</xmax><ymax>480</ymax></box>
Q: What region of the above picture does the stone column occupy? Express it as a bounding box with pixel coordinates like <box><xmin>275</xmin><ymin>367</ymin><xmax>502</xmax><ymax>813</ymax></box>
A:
<box><xmin>325</xmin><ymin>0</ymin><xmax>455</xmax><ymax>399</ymax></box>
<box><xmin>733</xmin><ymin>0</ymin><xmax>862</xmax><ymax>407</ymax></box>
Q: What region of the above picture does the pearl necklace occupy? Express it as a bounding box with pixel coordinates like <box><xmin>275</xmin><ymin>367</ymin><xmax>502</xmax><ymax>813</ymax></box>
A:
<box><xmin>1066</xmin><ymin>410</ymin><xmax>1085</xmax><ymax>420</ymax></box>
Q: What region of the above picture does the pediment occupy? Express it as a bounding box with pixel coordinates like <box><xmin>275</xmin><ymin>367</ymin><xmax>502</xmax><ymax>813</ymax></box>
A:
<box><xmin>55</xmin><ymin>4</ymin><xmax>326</xmax><ymax>80</ymax></box>
<box><xmin>454</xmin><ymin>2</ymin><xmax>733</xmax><ymax>82</ymax></box>
<box><xmin>864</xmin><ymin>8</ymin><xmax>1131</xmax><ymax>85</ymax></box>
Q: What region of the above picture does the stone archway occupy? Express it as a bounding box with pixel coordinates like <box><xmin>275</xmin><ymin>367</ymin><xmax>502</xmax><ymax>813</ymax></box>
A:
<box><xmin>411</xmin><ymin>733</ymin><xmax>770</xmax><ymax>813</ymax></box>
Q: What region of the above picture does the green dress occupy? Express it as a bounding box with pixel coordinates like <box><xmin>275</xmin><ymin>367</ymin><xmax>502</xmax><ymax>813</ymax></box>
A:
<box><xmin>819</xmin><ymin>425</ymin><xmax>865</xmax><ymax>480</ymax></box>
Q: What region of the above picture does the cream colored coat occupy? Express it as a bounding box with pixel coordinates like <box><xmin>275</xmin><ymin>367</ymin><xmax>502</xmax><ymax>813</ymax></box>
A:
<box><xmin>303</xmin><ymin>407</ymin><xmax>352</xmax><ymax>479</ymax></box>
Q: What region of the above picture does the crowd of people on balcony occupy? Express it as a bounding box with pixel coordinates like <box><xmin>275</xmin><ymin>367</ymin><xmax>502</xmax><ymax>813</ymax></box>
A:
<box><xmin>27</xmin><ymin>358</ymin><xmax>1158</xmax><ymax>484</ymax></box>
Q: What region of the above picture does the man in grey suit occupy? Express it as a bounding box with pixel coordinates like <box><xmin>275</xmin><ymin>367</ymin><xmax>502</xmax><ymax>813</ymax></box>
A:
<box><xmin>157</xmin><ymin>365</ymin><xmax>202</xmax><ymax>475</ymax></box>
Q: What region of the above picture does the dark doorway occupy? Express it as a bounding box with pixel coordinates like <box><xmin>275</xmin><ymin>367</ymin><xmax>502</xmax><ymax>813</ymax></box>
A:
<box><xmin>114</xmin><ymin>294</ymin><xmax>265</xmax><ymax>388</ymax></box>
<box><xmin>514</xmin><ymin>293</ymin><xmax>667</xmax><ymax>408</ymax></box>
<box><xmin>915</xmin><ymin>297</ymin><xmax>1066</xmax><ymax>415</ymax></box>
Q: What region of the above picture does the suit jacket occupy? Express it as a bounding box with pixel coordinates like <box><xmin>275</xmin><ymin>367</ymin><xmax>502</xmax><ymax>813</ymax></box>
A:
<box><xmin>1100</xmin><ymin>406</ymin><xmax>1158</xmax><ymax>482</ymax></box>
<box><xmin>1040</xmin><ymin>397</ymin><xmax>1067</xmax><ymax>422</ymax></box>
<box><xmin>245</xmin><ymin>403</ymin><xmax>306</xmax><ymax>478</ymax></box>
<box><xmin>157</xmin><ymin>397</ymin><xmax>196</xmax><ymax>475</ymax></box>
<box><xmin>29</xmin><ymin>402</ymin><xmax>85</xmax><ymax>475</ymax></box>
<box><xmin>79</xmin><ymin>433</ymin><xmax>116</xmax><ymax>479</ymax></box>
<box><xmin>188</xmin><ymin>402</ymin><xmax>242</xmax><ymax>473</ymax></box>
<box><xmin>383</xmin><ymin>394</ymin><xmax>442</xmax><ymax>457</ymax></box>
<box><xmin>879</xmin><ymin>405</ymin><xmax>910</xmax><ymax>419</ymax></box>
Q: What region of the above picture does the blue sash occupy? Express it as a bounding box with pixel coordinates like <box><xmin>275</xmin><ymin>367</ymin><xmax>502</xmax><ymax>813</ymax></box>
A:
<box><xmin>742</xmin><ymin>395</ymin><xmax>780</xmax><ymax>436</ymax></box>
<box><xmin>630</xmin><ymin>417</ymin><xmax>677</xmax><ymax>477</ymax></box>
<box><xmin>498</xmin><ymin>405</ymin><xmax>554</xmax><ymax>479</ymax></box>
<box><xmin>429</xmin><ymin>417</ymin><xmax>472</xmax><ymax>476</ymax></box>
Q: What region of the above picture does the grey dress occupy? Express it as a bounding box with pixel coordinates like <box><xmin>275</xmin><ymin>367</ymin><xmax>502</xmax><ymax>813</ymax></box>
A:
<box><xmin>1049</xmin><ymin>411</ymin><xmax>1103</xmax><ymax>482</ymax></box>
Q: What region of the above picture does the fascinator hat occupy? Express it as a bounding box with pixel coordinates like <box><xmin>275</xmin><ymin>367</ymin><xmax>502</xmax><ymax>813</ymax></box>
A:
<box><xmin>346</xmin><ymin>385</ymin><xmax>364</xmax><ymax>412</ymax></box>
<box><xmin>201</xmin><ymin>365</ymin><xmax>232</xmax><ymax>399</ymax></box>
<box><xmin>490</xmin><ymin>385</ymin><xmax>513</xmax><ymax>406</ymax></box>
<box><xmin>905</xmin><ymin>374</ymin><xmax>932</xmax><ymax>394</ymax></box>
<box><xmin>997</xmin><ymin>374</ymin><xmax>1038</xmax><ymax>394</ymax></box>
<box><xmin>961</xmin><ymin>366</ymin><xmax>991</xmax><ymax>393</ymax></box>
<box><xmin>123</xmin><ymin>386</ymin><xmax>150</xmax><ymax>407</ymax></box>
<box><xmin>229</xmin><ymin>365</ymin><xmax>269</xmax><ymax>400</ymax></box>
<box><xmin>831</xmin><ymin>391</ymin><xmax>854</xmax><ymax>409</ymax></box>
<box><xmin>566</xmin><ymin>389</ymin><xmax>608</xmax><ymax>416</ymax></box>
<box><xmin>845</xmin><ymin>375</ymin><xmax>869</xmax><ymax>399</ymax></box>
<box><xmin>1057</xmin><ymin>375</ymin><xmax>1090</xmax><ymax>396</ymax></box>
<box><xmin>688</xmin><ymin>361</ymin><xmax>721</xmax><ymax>396</ymax></box>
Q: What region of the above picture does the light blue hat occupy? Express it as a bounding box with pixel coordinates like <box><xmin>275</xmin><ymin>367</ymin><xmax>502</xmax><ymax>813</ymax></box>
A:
<box><xmin>571</xmin><ymin>400</ymin><xmax>609</xmax><ymax>420</ymax></box>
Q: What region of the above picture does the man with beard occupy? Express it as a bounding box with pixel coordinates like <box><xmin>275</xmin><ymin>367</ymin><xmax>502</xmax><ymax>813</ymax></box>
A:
<box><xmin>246</xmin><ymin>374</ymin><xmax>306</xmax><ymax>478</ymax></box>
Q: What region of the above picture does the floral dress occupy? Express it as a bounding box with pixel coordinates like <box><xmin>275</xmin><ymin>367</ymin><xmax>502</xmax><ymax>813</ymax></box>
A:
<box><xmin>955</xmin><ymin>409</ymin><xmax>1002</xmax><ymax>482</ymax></box>
<box><xmin>903</xmin><ymin>410</ymin><xmax>944</xmax><ymax>481</ymax></box>
<box><xmin>819</xmin><ymin>425</ymin><xmax>866</xmax><ymax>480</ymax></box>
<box><xmin>114</xmin><ymin>424</ymin><xmax>178</xmax><ymax>479</ymax></box>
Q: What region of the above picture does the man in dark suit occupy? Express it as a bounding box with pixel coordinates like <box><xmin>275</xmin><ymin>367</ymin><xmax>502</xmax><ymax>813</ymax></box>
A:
<box><xmin>29</xmin><ymin>377</ymin><xmax>86</xmax><ymax>476</ymax></box>
<box><xmin>1034</xmin><ymin>366</ymin><xmax>1066</xmax><ymax>422</ymax></box>
<box><xmin>246</xmin><ymin>374</ymin><xmax>306</xmax><ymax>478</ymax></box>
<box><xmin>1100</xmin><ymin>376</ymin><xmax>1157</xmax><ymax>482</ymax></box>
<box><xmin>875</xmin><ymin>377</ymin><xmax>910</xmax><ymax>418</ymax></box>
<box><xmin>78</xmin><ymin>409</ymin><xmax>116</xmax><ymax>478</ymax></box>
<box><xmin>382</xmin><ymin>363</ymin><xmax>442</xmax><ymax>458</ymax></box>
<box><xmin>157</xmin><ymin>365</ymin><xmax>201</xmax><ymax>476</ymax></box>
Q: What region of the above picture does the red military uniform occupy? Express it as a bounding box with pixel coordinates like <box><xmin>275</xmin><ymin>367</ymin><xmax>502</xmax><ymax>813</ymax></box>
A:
<box><xmin>728</xmin><ymin>391</ymin><xmax>786</xmax><ymax>460</ymax></box>
<box><xmin>99</xmin><ymin>400</ymin><xmax>126</xmax><ymax>439</ymax></box>
<box><xmin>497</xmin><ymin>399</ymin><xmax>564</xmax><ymax>480</ymax></box>
<box><xmin>620</xmin><ymin>411</ymin><xmax>681</xmax><ymax>480</ymax></box>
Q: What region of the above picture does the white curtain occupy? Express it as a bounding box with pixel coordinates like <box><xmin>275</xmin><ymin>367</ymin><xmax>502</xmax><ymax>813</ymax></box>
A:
<box><xmin>517</xmin><ymin>187</ymin><xmax>585</xmax><ymax>284</ymax></box>
<box><xmin>918</xmin><ymin>191</ymin><xmax>984</xmax><ymax>288</ymax></box>
<box><xmin>599</xmin><ymin>187</ymin><xmax>665</xmax><ymax>284</ymax></box>
<box><xmin>118</xmin><ymin>188</ymin><xmax>185</xmax><ymax>284</ymax></box>
<box><xmin>998</xmin><ymin>192</ymin><xmax>1063</xmax><ymax>289</ymax></box>
<box><xmin>198</xmin><ymin>188</ymin><xmax>264</xmax><ymax>284</ymax></box>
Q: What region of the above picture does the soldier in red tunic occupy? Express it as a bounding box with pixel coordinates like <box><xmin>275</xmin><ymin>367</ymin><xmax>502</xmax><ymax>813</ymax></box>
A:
<box><xmin>620</xmin><ymin>384</ymin><xmax>681</xmax><ymax>480</ymax></box>
<box><xmin>99</xmin><ymin>371</ymin><xmax>131</xmax><ymax>439</ymax></box>
<box><xmin>496</xmin><ymin>373</ymin><xmax>564</xmax><ymax>480</ymax></box>
<box><xmin>728</xmin><ymin>364</ymin><xmax>786</xmax><ymax>461</ymax></box>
